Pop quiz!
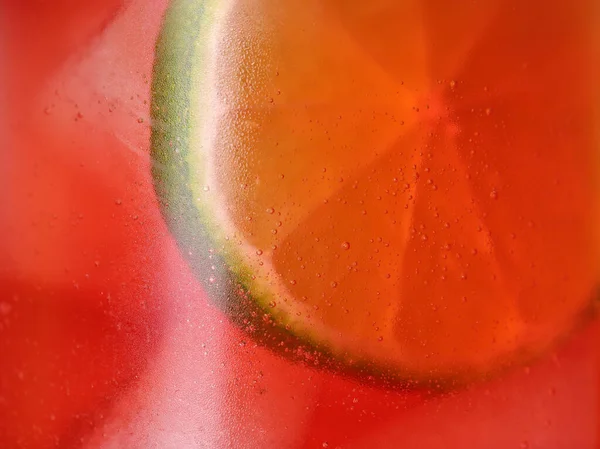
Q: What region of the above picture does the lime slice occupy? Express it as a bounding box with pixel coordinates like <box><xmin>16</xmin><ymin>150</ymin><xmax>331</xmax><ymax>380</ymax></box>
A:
<box><xmin>151</xmin><ymin>0</ymin><xmax>599</xmax><ymax>386</ymax></box>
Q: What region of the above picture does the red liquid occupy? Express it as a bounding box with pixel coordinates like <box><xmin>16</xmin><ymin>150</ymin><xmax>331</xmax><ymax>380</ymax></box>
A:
<box><xmin>1</xmin><ymin>1</ymin><xmax>599</xmax><ymax>448</ymax></box>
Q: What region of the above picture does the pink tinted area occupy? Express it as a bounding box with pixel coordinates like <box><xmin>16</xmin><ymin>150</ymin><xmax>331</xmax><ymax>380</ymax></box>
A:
<box><xmin>1</xmin><ymin>0</ymin><xmax>598</xmax><ymax>448</ymax></box>
<box><xmin>2</xmin><ymin>0</ymin><xmax>169</xmax><ymax>447</ymax></box>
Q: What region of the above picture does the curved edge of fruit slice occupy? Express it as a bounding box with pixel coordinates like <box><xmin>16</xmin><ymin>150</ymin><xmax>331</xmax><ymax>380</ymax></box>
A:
<box><xmin>149</xmin><ymin>0</ymin><xmax>365</xmax><ymax>383</ymax></box>
<box><xmin>149</xmin><ymin>0</ymin><xmax>438</xmax><ymax>389</ymax></box>
<box><xmin>150</xmin><ymin>0</ymin><xmax>600</xmax><ymax>389</ymax></box>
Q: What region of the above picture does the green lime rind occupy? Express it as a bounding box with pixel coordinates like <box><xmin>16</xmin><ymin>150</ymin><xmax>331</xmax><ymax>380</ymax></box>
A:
<box><xmin>149</xmin><ymin>0</ymin><xmax>437</xmax><ymax>389</ymax></box>
<box><xmin>150</xmin><ymin>0</ymin><xmax>599</xmax><ymax>390</ymax></box>
<box><xmin>151</xmin><ymin>0</ymin><xmax>275</xmax><ymax>326</ymax></box>
<box><xmin>149</xmin><ymin>0</ymin><xmax>351</xmax><ymax>378</ymax></box>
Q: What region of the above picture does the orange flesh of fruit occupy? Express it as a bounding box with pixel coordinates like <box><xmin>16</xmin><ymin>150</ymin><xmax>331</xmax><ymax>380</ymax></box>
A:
<box><xmin>209</xmin><ymin>0</ymin><xmax>599</xmax><ymax>377</ymax></box>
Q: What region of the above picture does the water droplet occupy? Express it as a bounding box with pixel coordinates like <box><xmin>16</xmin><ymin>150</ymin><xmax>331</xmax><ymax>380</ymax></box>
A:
<box><xmin>137</xmin><ymin>117</ymin><xmax>144</xmax><ymax>123</ymax></box>
<box><xmin>203</xmin><ymin>185</ymin><xmax>210</xmax><ymax>192</ymax></box>
<box><xmin>341</xmin><ymin>241</ymin><xmax>350</xmax><ymax>250</ymax></box>
<box><xmin>266</xmin><ymin>207</ymin><xmax>275</xmax><ymax>214</ymax></box>
<box><xmin>490</xmin><ymin>189</ymin><xmax>498</xmax><ymax>200</ymax></box>
<box><xmin>269</xmin><ymin>301</ymin><xmax>276</xmax><ymax>308</ymax></box>
<box><xmin>330</xmin><ymin>281</ymin><xmax>338</xmax><ymax>288</ymax></box>
<box><xmin>449</xmin><ymin>80</ymin><xmax>457</xmax><ymax>88</ymax></box>
<box><xmin>256</xmin><ymin>249</ymin><xmax>263</xmax><ymax>256</ymax></box>
<box><xmin>115</xmin><ymin>199</ymin><xmax>123</xmax><ymax>205</ymax></box>
<box><xmin>271</xmin><ymin>229</ymin><xmax>278</xmax><ymax>235</ymax></box>
<box><xmin>290</xmin><ymin>279</ymin><xmax>297</xmax><ymax>285</ymax></box>
<box><xmin>322</xmin><ymin>443</ymin><xmax>329</xmax><ymax>448</ymax></box>
<box><xmin>377</xmin><ymin>336</ymin><xmax>384</xmax><ymax>342</ymax></box>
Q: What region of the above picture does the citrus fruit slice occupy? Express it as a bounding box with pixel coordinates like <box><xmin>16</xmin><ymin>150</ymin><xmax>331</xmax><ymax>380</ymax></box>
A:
<box><xmin>151</xmin><ymin>0</ymin><xmax>599</xmax><ymax>385</ymax></box>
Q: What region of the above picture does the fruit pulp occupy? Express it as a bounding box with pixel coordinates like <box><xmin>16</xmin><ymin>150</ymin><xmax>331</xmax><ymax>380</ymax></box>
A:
<box><xmin>153</xmin><ymin>0</ymin><xmax>600</xmax><ymax>382</ymax></box>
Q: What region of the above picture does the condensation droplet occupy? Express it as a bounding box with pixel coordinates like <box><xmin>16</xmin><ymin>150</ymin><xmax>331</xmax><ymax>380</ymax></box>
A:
<box><xmin>256</xmin><ymin>249</ymin><xmax>263</xmax><ymax>256</ymax></box>
<box><xmin>203</xmin><ymin>185</ymin><xmax>210</xmax><ymax>192</ymax></box>
<box><xmin>490</xmin><ymin>189</ymin><xmax>498</xmax><ymax>200</ymax></box>
<box><xmin>341</xmin><ymin>241</ymin><xmax>350</xmax><ymax>250</ymax></box>
<box><xmin>266</xmin><ymin>207</ymin><xmax>274</xmax><ymax>214</ymax></box>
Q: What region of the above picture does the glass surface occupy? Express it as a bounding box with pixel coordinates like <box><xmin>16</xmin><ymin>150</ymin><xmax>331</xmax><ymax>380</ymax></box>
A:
<box><xmin>2</xmin><ymin>1</ymin><xmax>599</xmax><ymax>448</ymax></box>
